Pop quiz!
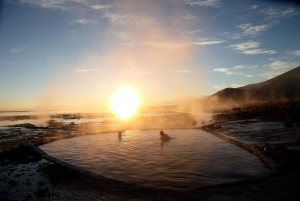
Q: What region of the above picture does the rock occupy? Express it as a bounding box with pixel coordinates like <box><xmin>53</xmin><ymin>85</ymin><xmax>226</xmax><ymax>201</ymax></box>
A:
<box><xmin>35</xmin><ymin>188</ymin><xmax>49</xmax><ymax>197</ymax></box>
<box><xmin>38</xmin><ymin>180</ymin><xmax>45</xmax><ymax>186</ymax></box>
<box><xmin>8</xmin><ymin>180</ymin><xmax>18</xmax><ymax>187</ymax></box>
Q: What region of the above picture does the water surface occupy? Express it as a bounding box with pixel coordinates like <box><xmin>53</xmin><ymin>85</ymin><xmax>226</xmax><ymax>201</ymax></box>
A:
<box><xmin>40</xmin><ymin>129</ymin><xmax>270</xmax><ymax>190</ymax></box>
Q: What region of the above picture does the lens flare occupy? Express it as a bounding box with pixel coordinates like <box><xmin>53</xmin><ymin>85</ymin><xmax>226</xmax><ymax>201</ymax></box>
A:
<box><xmin>111</xmin><ymin>87</ymin><xmax>140</xmax><ymax>118</ymax></box>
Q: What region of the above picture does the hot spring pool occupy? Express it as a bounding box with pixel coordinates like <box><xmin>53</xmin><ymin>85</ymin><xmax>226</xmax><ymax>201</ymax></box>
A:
<box><xmin>40</xmin><ymin>129</ymin><xmax>270</xmax><ymax>190</ymax></box>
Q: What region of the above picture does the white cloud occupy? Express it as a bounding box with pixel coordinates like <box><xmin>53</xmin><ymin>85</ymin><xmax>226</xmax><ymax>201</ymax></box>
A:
<box><xmin>213</xmin><ymin>66</ymin><xmax>256</xmax><ymax>78</ymax></box>
<box><xmin>185</xmin><ymin>0</ymin><xmax>221</xmax><ymax>7</ymax></box>
<box><xmin>90</xmin><ymin>4</ymin><xmax>113</xmax><ymax>10</ymax></box>
<box><xmin>66</xmin><ymin>19</ymin><xmax>97</xmax><ymax>25</ymax></box>
<box><xmin>260</xmin><ymin>60</ymin><xmax>297</xmax><ymax>79</ymax></box>
<box><xmin>242</xmin><ymin>49</ymin><xmax>277</xmax><ymax>55</ymax></box>
<box><xmin>214</xmin><ymin>85</ymin><xmax>225</xmax><ymax>89</ymax></box>
<box><xmin>229</xmin><ymin>41</ymin><xmax>259</xmax><ymax>51</ymax></box>
<box><xmin>17</xmin><ymin>0</ymin><xmax>114</xmax><ymax>11</ymax></box>
<box><xmin>213</xmin><ymin>68</ymin><xmax>229</xmax><ymax>73</ymax></box>
<box><xmin>193</xmin><ymin>39</ymin><xmax>226</xmax><ymax>45</ymax></box>
<box><xmin>232</xmin><ymin>84</ymin><xmax>244</xmax><ymax>88</ymax></box>
<box><xmin>74</xmin><ymin>68</ymin><xmax>102</xmax><ymax>73</ymax></box>
<box><xmin>104</xmin><ymin>13</ymin><xmax>156</xmax><ymax>26</ymax></box>
<box><xmin>259</xmin><ymin>7</ymin><xmax>299</xmax><ymax>20</ymax></box>
<box><xmin>228</xmin><ymin>41</ymin><xmax>276</xmax><ymax>55</ymax></box>
<box><xmin>233</xmin><ymin>65</ymin><xmax>258</xmax><ymax>69</ymax></box>
<box><xmin>180</xmin><ymin>29</ymin><xmax>202</xmax><ymax>36</ymax></box>
<box><xmin>237</xmin><ymin>23</ymin><xmax>272</xmax><ymax>37</ymax></box>
<box><xmin>10</xmin><ymin>46</ymin><xmax>28</xmax><ymax>53</ymax></box>
<box><xmin>251</xmin><ymin>5</ymin><xmax>258</xmax><ymax>10</ymax></box>
<box><xmin>137</xmin><ymin>70</ymin><xmax>196</xmax><ymax>74</ymax></box>
<box><xmin>292</xmin><ymin>50</ymin><xmax>300</xmax><ymax>56</ymax></box>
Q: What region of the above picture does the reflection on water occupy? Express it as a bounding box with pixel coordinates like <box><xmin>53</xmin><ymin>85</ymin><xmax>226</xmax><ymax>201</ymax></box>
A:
<box><xmin>40</xmin><ymin>129</ymin><xmax>270</xmax><ymax>190</ymax></box>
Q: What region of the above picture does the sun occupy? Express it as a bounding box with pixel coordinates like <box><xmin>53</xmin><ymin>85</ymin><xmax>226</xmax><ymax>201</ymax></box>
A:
<box><xmin>111</xmin><ymin>87</ymin><xmax>140</xmax><ymax>118</ymax></box>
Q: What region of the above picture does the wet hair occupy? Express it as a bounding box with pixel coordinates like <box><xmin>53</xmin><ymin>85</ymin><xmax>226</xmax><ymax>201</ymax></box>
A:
<box><xmin>160</xmin><ymin>130</ymin><xmax>164</xmax><ymax>136</ymax></box>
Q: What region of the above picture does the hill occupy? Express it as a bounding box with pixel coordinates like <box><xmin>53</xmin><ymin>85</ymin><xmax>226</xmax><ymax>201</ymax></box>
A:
<box><xmin>204</xmin><ymin>66</ymin><xmax>300</xmax><ymax>109</ymax></box>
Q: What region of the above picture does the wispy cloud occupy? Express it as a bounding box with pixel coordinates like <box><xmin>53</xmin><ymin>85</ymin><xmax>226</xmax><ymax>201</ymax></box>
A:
<box><xmin>185</xmin><ymin>0</ymin><xmax>221</xmax><ymax>7</ymax></box>
<box><xmin>228</xmin><ymin>41</ymin><xmax>276</xmax><ymax>55</ymax></box>
<box><xmin>74</xmin><ymin>68</ymin><xmax>102</xmax><ymax>73</ymax></box>
<box><xmin>10</xmin><ymin>46</ymin><xmax>28</xmax><ymax>53</ymax></box>
<box><xmin>213</xmin><ymin>68</ymin><xmax>229</xmax><ymax>73</ymax></box>
<box><xmin>213</xmin><ymin>68</ymin><xmax>243</xmax><ymax>76</ymax></box>
<box><xmin>214</xmin><ymin>85</ymin><xmax>226</xmax><ymax>89</ymax></box>
<box><xmin>17</xmin><ymin>0</ymin><xmax>114</xmax><ymax>11</ymax></box>
<box><xmin>89</xmin><ymin>4</ymin><xmax>114</xmax><ymax>10</ymax></box>
<box><xmin>233</xmin><ymin>65</ymin><xmax>258</xmax><ymax>69</ymax></box>
<box><xmin>292</xmin><ymin>50</ymin><xmax>300</xmax><ymax>56</ymax></box>
<box><xmin>259</xmin><ymin>7</ymin><xmax>299</xmax><ymax>20</ymax></box>
<box><xmin>180</xmin><ymin>29</ymin><xmax>202</xmax><ymax>36</ymax></box>
<box><xmin>213</xmin><ymin>65</ymin><xmax>256</xmax><ymax>78</ymax></box>
<box><xmin>232</xmin><ymin>84</ymin><xmax>244</xmax><ymax>88</ymax></box>
<box><xmin>193</xmin><ymin>38</ymin><xmax>226</xmax><ymax>45</ymax></box>
<box><xmin>260</xmin><ymin>60</ymin><xmax>297</xmax><ymax>79</ymax></box>
<box><xmin>137</xmin><ymin>70</ymin><xmax>196</xmax><ymax>74</ymax></box>
<box><xmin>66</xmin><ymin>19</ymin><xmax>97</xmax><ymax>25</ymax></box>
<box><xmin>104</xmin><ymin>13</ymin><xmax>156</xmax><ymax>26</ymax></box>
<box><xmin>237</xmin><ymin>23</ymin><xmax>273</xmax><ymax>37</ymax></box>
<box><xmin>251</xmin><ymin>5</ymin><xmax>258</xmax><ymax>10</ymax></box>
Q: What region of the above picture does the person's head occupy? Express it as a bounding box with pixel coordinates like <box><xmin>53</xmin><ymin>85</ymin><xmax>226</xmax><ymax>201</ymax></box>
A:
<box><xmin>160</xmin><ymin>130</ymin><xmax>164</xmax><ymax>136</ymax></box>
<box><xmin>118</xmin><ymin>131</ymin><xmax>122</xmax><ymax>135</ymax></box>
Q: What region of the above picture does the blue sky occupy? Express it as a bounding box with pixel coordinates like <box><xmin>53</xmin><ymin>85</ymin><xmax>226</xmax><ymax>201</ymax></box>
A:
<box><xmin>0</xmin><ymin>0</ymin><xmax>300</xmax><ymax>110</ymax></box>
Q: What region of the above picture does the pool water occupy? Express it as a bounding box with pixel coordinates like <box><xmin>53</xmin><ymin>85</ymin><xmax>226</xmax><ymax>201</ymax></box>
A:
<box><xmin>40</xmin><ymin>129</ymin><xmax>270</xmax><ymax>190</ymax></box>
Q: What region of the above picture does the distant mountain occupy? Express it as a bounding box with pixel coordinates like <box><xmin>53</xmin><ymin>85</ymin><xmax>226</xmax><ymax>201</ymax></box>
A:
<box><xmin>204</xmin><ymin>66</ymin><xmax>300</xmax><ymax>108</ymax></box>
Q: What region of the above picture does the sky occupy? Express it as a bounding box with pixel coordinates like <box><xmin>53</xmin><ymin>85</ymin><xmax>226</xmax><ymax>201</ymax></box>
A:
<box><xmin>0</xmin><ymin>0</ymin><xmax>300</xmax><ymax>111</ymax></box>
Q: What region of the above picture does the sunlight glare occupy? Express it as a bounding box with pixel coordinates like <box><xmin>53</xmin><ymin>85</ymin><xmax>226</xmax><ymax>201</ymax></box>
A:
<box><xmin>111</xmin><ymin>87</ymin><xmax>140</xmax><ymax>118</ymax></box>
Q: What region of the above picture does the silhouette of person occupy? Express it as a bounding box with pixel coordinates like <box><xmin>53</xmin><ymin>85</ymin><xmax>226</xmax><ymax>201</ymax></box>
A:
<box><xmin>118</xmin><ymin>131</ymin><xmax>122</xmax><ymax>140</ymax></box>
<box><xmin>159</xmin><ymin>130</ymin><xmax>171</xmax><ymax>141</ymax></box>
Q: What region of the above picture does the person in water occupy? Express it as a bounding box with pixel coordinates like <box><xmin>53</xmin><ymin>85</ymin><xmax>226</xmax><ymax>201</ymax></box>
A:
<box><xmin>160</xmin><ymin>130</ymin><xmax>171</xmax><ymax>141</ymax></box>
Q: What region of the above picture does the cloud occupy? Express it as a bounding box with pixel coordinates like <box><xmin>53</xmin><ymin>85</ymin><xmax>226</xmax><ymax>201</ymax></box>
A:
<box><xmin>233</xmin><ymin>65</ymin><xmax>258</xmax><ymax>69</ymax></box>
<box><xmin>228</xmin><ymin>41</ymin><xmax>277</xmax><ymax>55</ymax></box>
<box><xmin>137</xmin><ymin>70</ymin><xmax>196</xmax><ymax>74</ymax></box>
<box><xmin>259</xmin><ymin>7</ymin><xmax>299</xmax><ymax>20</ymax></box>
<box><xmin>180</xmin><ymin>29</ymin><xmax>202</xmax><ymax>36</ymax></box>
<box><xmin>251</xmin><ymin>5</ymin><xmax>258</xmax><ymax>10</ymax></box>
<box><xmin>213</xmin><ymin>68</ymin><xmax>229</xmax><ymax>73</ymax></box>
<box><xmin>185</xmin><ymin>0</ymin><xmax>221</xmax><ymax>7</ymax></box>
<box><xmin>17</xmin><ymin>0</ymin><xmax>114</xmax><ymax>11</ymax></box>
<box><xmin>242</xmin><ymin>49</ymin><xmax>277</xmax><ymax>55</ymax></box>
<box><xmin>74</xmin><ymin>68</ymin><xmax>102</xmax><ymax>73</ymax></box>
<box><xmin>89</xmin><ymin>4</ymin><xmax>114</xmax><ymax>10</ymax></box>
<box><xmin>193</xmin><ymin>39</ymin><xmax>226</xmax><ymax>45</ymax></box>
<box><xmin>213</xmin><ymin>66</ymin><xmax>256</xmax><ymax>78</ymax></box>
<box><xmin>260</xmin><ymin>60</ymin><xmax>297</xmax><ymax>79</ymax></box>
<box><xmin>232</xmin><ymin>84</ymin><xmax>244</xmax><ymax>88</ymax></box>
<box><xmin>10</xmin><ymin>46</ymin><xmax>28</xmax><ymax>53</ymax></box>
<box><xmin>292</xmin><ymin>50</ymin><xmax>300</xmax><ymax>56</ymax></box>
<box><xmin>66</xmin><ymin>19</ymin><xmax>97</xmax><ymax>25</ymax></box>
<box><xmin>237</xmin><ymin>23</ymin><xmax>273</xmax><ymax>37</ymax></box>
<box><xmin>104</xmin><ymin>12</ymin><xmax>157</xmax><ymax>26</ymax></box>
<box><xmin>214</xmin><ymin>85</ymin><xmax>225</xmax><ymax>89</ymax></box>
